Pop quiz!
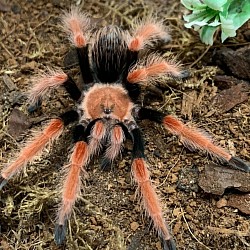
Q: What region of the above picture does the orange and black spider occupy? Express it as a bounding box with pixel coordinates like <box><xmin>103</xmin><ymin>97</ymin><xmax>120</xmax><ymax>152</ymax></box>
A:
<box><xmin>1</xmin><ymin>8</ymin><xmax>249</xmax><ymax>250</ymax></box>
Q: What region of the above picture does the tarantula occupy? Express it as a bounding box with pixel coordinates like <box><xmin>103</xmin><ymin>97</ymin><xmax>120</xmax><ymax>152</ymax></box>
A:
<box><xmin>1</xmin><ymin>8</ymin><xmax>249</xmax><ymax>250</ymax></box>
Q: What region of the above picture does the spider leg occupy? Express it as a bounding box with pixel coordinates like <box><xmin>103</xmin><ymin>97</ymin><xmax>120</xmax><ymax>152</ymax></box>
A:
<box><xmin>61</xmin><ymin>7</ymin><xmax>90</xmax><ymax>48</ymax></box>
<box><xmin>55</xmin><ymin>124</ymin><xmax>89</xmax><ymax>245</ymax></box>
<box><xmin>88</xmin><ymin>119</ymin><xmax>107</xmax><ymax>155</ymax></box>
<box><xmin>136</xmin><ymin>107</ymin><xmax>250</xmax><ymax>172</ymax></box>
<box><xmin>28</xmin><ymin>69</ymin><xmax>81</xmax><ymax>112</ymax></box>
<box><xmin>0</xmin><ymin>110</ymin><xmax>79</xmax><ymax>190</ymax></box>
<box><xmin>127</xmin><ymin>54</ymin><xmax>187</xmax><ymax>85</ymax></box>
<box><xmin>102</xmin><ymin>125</ymin><xmax>125</xmax><ymax>170</ymax></box>
<box><xmin>62</xmin><ymin>8</ymin><xmax>93</xmax><ymax>84</ymax></box>
<box><xmin>128</xmin><ymin>126</ymin><xmax>176</xmax><ymax>250</ymax></box>
<box><xmin>128</xmin><ymin>19</ymin><xmax>171</xmax><ymax>51</ymax></box>
<box><xmin>55</xmin><ymin>119</ymin><xmax>109</xmax><ymax>244</ymax></box>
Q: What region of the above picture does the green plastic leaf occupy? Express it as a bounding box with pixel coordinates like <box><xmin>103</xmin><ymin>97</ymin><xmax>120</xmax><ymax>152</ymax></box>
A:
<box><xmin>181</xmin><ymin>0</ymin><xmax>250</xmax><ymax>45</ymax></box>
<box><xmin>200</xmin><ymin>25</ymin><xmax>218</xmax><ymax>45</ymax></box>
<box><xmin>181</xmin><ymin>0</ymin><xmax>206</xmax><ymax>10</ymax></box>
<box><xmin>207</xmin><ymin>16</ymin><xmax>221</xmax><ymax>26</ymax></box>
<box><xmin>203</xmin><ymin>0</ymin><xmax>228</xmax><ymax>11</ymax></box>
<box><xmin>231</xmin><ymin>1</ymin><xmax>250</xmax><ymax>30</ymax></box>
<box><xmin>183</xmin><ymin>9</ymin><xmax>218</xmax><ymax>28</ymax></box>
<box><xmin>220</xmin><ymin>14</ymin><xmax>236</xmax><ymax>42</ymax></box>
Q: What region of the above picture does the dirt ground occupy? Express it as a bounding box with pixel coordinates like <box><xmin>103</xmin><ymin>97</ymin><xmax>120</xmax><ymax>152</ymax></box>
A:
<box><xmin>0</xmin><ymin>0</ymin><xmax>250</xmax><ymax>250</ymax></box>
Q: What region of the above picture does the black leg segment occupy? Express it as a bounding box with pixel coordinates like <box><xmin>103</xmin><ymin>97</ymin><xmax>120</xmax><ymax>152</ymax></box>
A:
<box><xmin>59</xmin><ymin>110</ymin><xmax>79</xmax><ymax>126</ymax></box>
<box><xmin>63</xmin><ymin>76</ymin><xmax>82</xmax><ymax>101</ymax></box>
<box><xmin>136</xmin><ymin>107</ymin><xmax>166</xmax><ymax>123</ymax></box>
<box><xmin>130</xmin><ymin>128</ymin><xmax>145</xmax><ymax>159</ymax></box>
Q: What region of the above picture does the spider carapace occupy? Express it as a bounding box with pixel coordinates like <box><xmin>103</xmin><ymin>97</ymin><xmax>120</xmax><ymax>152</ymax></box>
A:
<box><xmin>1</xmin><ymin>8</ymin><xmax>249</xmax><ymax>250</ymax></box>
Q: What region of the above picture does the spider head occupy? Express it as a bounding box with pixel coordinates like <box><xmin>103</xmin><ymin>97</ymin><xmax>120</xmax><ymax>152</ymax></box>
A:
<box><xmin>81</xmin><ymin>84</ymin><xmax>133</xmax><ymax>121</ymax></box>
<box><xmin>100</xmin><ymin>102</ymin><xmax>115</xmax><ymax>116</ymax></box>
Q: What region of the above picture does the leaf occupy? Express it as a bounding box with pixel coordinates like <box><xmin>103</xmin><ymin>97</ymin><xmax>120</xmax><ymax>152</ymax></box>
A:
<box><xmin>181</xmin><ymin>0</ymin><xmax>250</xmax><ymax>44</ymax></box>
<box><xmin>200</xmin><ymin>25</ymin><xmax>218</xmax><ymax>45</ymax></box>
<box><xmin>183</xmin><ymin>9</ymin><xmax>218</xmax><ymax>28</ymax></box>
<box><xmin>207</xmin><ymin>15</ymin><xmax>221</xmax><ymax>26</ymax></box>
<box><xmin>231</xmin><ymin>1</ymin><xmax>250</xmax><ymax>30</ymax></box>
<box><xmin>203</xmin><ymin>0</ymin><xmax>228</xmax><ymax>11</ymax></box>
<box><xmin>220</xmin><ymin>14</ymin><xmax>236</xmax><ymax>42</ymax></box>
<box><xmin>181</xmin><ymin>0</ymin><xmax>206</xmax><ymax>10</ymax></box>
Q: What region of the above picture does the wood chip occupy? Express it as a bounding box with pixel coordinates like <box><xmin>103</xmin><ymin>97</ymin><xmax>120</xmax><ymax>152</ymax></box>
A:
<box><xmin>214</xmin><ymin>75</ymin><xmax>249</xmax><ymax>89</ymax></box>
<box><xmin>213</xmin><ymin>47</ymin><xmax>250</xmax><ymax>80</ymax></box>
<box><xmin>227</xmin><ymin>194</ymin><xmax>250</xmax><ymax>215</ymax></box>
<box><xmin>207</xmin><ymin>226</ymin><xmax>250</xmax><ymax>237</ymax></box>
<box><xmin>181</xmin><ymin>90</ymin><xmax>198</xmax><ymax>119</ymax></box>
<box><xmin>199</xmin><ymin>163</ymin><xmax>250</xmax><ymax>195</ymax></box>
<box><xmin>0</xmin><ymin>0</ymin><xmax>11</xmax><ymax>12</ymax></box>
<box><xmin>2</xmin><ymin>74</ymin><xmax>17</xmax><ymax>91</ymax></box>
<box><xmin>216</xmin><ymin>198</ymin><xmax>227</xmax><ymax>208</ymax></box>
<box><xmin>20</xmin><ymin>61</ymin><xmax>37</xmax><ymax>72</ymax></box>
<box><xmin>7</xmin><ymin>108</ymin><xmax>31</xmax><ymax>139</ymax></box>
<box><xmin>212</xmin><ymin>83</ymin><xmax>250</xmax><ymax>113</ymax></box>
<box><xmin>130</xmin><ymin>221</ymin><xmax>139</xmax><ymax>231</ymax></box>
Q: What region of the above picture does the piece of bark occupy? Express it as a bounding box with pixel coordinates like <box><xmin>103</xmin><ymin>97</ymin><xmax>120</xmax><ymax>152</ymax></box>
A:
<box><xmin>2</xmin><ymin>74</ymin><xmax>17</xmax><ymax>91</ymax></box>
<box><xmin>212</xmin><ymin>83</ymin><xmax>249</xmax><ymax>113</ymax></box>
<box><xmin>227</xmin><ymin>194</ymin><xmax>250</xmax><ymax>215</ymax></box>
<box><xmin>0</xmin><ymin>0</ymin><xmax>11</xmax><ymax>12</ymax></box>
<box><xmin>214</xmin><ymin>75</ymin><xmax>250</xmax><ymax>89</ymax></box>
<box><xmin>181</xmin><ymin>90</ymin><xmax>198</xmax><ymax>119</ymax></box>
<box><xmin>199</xmin><ymin>163</ymin><xmax>250</xmax><ymax>195</ymax></box>
<box><xmin>213</xmin><ymin>46</ymin><xmax>250</xmax><ymax>80</ymax></box>
<box><xmin>207</xmin><ymin>226</ymin><xmax>250</xmax><ymax>237</ymax></box>
<box><xmin>7</xmin><ymin>108</ymin><xmax>31</xmax><ymax>139</ymax></box>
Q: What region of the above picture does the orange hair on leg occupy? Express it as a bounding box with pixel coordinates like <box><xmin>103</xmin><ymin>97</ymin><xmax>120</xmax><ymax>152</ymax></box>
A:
<box><xmin>57</xmin><ymin>141</ymin><xmax>89</xmax><ymax>226</ymax></box>
<box><xmin>129</xmin><ymin>20</ymin><xmax>170</xmax><ymax>51</ymax></box>
<box><xmin>105</xmin><ymin>126</ymin><xmax>125</xmax><ymax>161</ymax></box>
<box><xmin>132</xmin><ymin>158</ymin><xmax>171</xmax><ymax>241</ymax></box>
<box><xmin>88</xmin><ymin>120</ymin><xmax>106</xmax><ymax>155</ymax></box>
<box><xmin>28</xmin><ymin>68</ymin><xmax>68</xmax><ymax>105</ymax></box>
<box><xmin>61</xmin><ymin>7</ymin><xmax>90</xmax><ymax>48</ymax></box>
<box><xmin>127</xmin><ymin>55</ymin><xmax>181</xmax><ymax>84</ymax></box>
<box><xmin>163</xmin><ymin>115</ymin><xmax>232</xmax><ymax>161</ymax></box>
<box><xmin>1</xmin><ymin>119</ymin><xmax>63</xmax><ymax>182</ymax></box>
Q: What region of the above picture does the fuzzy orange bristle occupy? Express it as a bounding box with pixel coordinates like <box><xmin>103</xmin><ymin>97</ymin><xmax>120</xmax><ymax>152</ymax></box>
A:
<box><xmin>132</xmin><ymin>158</ymin><xmax>171</xmax><ymax>240</ymax></box>
<box><xmin>1</xmin><ymin>119</ymin><xmax>63</xmax><ymax>180</ymax></box>
<box><xmin>163</xmin><ymin>116</ymin><xmax>232</xmax><ymax>161</ymax></box>
<box><xmin>29</xmin><ymin>69</ymin><xmax>68</xmax><ymax>105</ymax></box>
<box><xmin>58</xmin><ymin>141</ymin><xmax>88</xmax><ymax>225</ymax></box>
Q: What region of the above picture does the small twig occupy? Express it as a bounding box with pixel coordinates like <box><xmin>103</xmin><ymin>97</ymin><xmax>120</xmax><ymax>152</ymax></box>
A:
<box><xmin>0</xmin><ymin>40</ymin><xmax>16</xmax><ymax>60</ymax></box>
<box><xmin>1</xmin><ymin>26</ymin><xmax>16</xmax><ymax>41</ymax></box>
<box><xmin>158</xmin><ymin>148</ymin><xmax>184</xmax><ymax>187</ymax></box>
<box><xmin>181</xmin><ymin>206</ymin><xmax>212</xmax><ymax>250</ymax></box>
<box><xmin>2</xmin><ymin>130</ymin><xmax>19</xmax><ymax>147</ymax></box>
<box><xmin>189</xmin><ymin>45</ymin><xmax>211</xmax><ymax>68</ymax></box>
<box><xmin>207</xmin><ymin>226</ymin><xmax>250</xmax><ymax>237</ymax></box>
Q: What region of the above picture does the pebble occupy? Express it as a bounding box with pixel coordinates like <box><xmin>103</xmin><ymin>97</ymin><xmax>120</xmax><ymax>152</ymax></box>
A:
<box><xmin>216</xmin><ymin>198</ymin><xmax>227</xmax><ymax>208</ymax></box>
<box><xmin>130</xmin><ymin>221</ymin><xmax>139</xmax><ymax>231</ymax></box>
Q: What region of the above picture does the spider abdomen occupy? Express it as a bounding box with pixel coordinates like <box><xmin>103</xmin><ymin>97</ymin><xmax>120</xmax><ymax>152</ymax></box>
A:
<box><xmin>91</xmin><ymin>25</ymin><xmax>136</xmax><ymax>83</ymax></box>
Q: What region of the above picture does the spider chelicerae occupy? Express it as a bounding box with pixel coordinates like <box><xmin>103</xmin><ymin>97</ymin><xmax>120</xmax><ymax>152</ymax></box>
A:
<box><xmin>1</xmin><ymin>7</ymin><xmax>249</xmax><ymax>250</ymax></box>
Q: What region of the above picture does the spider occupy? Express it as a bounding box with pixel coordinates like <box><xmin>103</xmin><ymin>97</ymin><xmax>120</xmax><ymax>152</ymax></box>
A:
<box><xmin>1</xmin><ymin>8</ymin><xmax>249</xmax><ymax>250</ymax></box>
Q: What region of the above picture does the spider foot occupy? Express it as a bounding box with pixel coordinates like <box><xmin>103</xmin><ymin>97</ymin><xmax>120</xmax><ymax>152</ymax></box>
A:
<box><xmin>161</xmin><ymin>236</ymin><xmax>176</xmax><ymax>250</ymax></box>
<box><xmin>177</xmin><ymin>69</ymin><xmax>190</xmax><ymax>79</ymax></box>
<box><xmin>27</xmin><ymin>98</ymin><xmax>42</xmax><ymax>113</ymax></box>
<box><xmin>54</xmin><ymin>223</ymin><xmax>67</xmax><ymax>246</ymax></box>
<box><xmin>228</xmin><ymin>156</ymin><xmax>250</xmax><ymax>172</ymax></box>
<box><xmin>100</xmin><ymin>158</ymin><xmax>112</xmax><ymax>171</ymax></box>
<box><xmin>0</xmin><ymin>176</ymin><xmax>8</xmax><ymax>190</ymax></box>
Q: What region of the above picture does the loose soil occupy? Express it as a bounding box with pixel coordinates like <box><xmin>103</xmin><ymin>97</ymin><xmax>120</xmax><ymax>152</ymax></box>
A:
<box><xmin>0</xmin><ymin>1</ymin><xmax>249</xmax><ymax>250</ymax></box>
